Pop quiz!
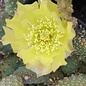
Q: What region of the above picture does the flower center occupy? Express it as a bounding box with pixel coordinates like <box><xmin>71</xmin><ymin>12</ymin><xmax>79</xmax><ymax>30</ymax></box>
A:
<box><xmin>25</xmin><ymin>17</ymin><xmax>64</xmax><ymax>53</ymax></box>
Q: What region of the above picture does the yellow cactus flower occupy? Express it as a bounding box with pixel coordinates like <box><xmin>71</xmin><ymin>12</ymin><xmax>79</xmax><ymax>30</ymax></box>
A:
<box><xmin>2</xmin><ymin>0</ymin><xmax>75</xmax><ymax>76</ymax></box>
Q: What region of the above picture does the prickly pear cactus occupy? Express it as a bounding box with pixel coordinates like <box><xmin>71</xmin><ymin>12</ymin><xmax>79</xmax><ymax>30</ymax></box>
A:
<box><xmin>5</xmin><ymin>0</ymin><xmax>17</xmax><ymax>18</ymax></box>
<box><xmin>0</xmin><ymin>0</ymin><xmax>86</xmax><ymax>86</ymax></box>
<box><xmin>78</xmin><ymin>62</ymin><xmax>86</xmax><ymax>74</ymax></box>
<box><xmin>14</xmin><ymin>66</ymin><xmax>37</xmax><ymax>84</ymax></box>
<box><xmin>0</xmin><ymin>74</ymin><xmax>24</xmax><ymax>86</ymax></box>
<box><xmin>73</xmin><ymin>23</ymin><xmax>86</xmax><ymax>62</ymax></box>
<box><xmin>13</xmin><ymin>66</ymin><xmax>64</xmax><ymax>85</ymax></box>
<box><xmin>0</xmin><ymin>5</ymin><xmax>5</xmax><ymax>39</ymax></box>
<box><xmin>0</xmin><ymin>53</ymin><xmax>23</xmax><ymax>80</ymax></box>
<box><xmin>55</xmin><ymin>0</ymin><xmax>77</xmax><ymax>27</ymax></box>
<box><xmin>60</xmin><ymin>52</ymin><xmax>80</xmax><ymax>75</ymax></box>
<box><xmin>56</xmin><ymin>74</ymin><xmax>86</xmax><ymax>86</ymax></box>
<box><xmin>56</xmin><ymin>0</ymin><xmax>73</xmax><ymax>20</ymax></box>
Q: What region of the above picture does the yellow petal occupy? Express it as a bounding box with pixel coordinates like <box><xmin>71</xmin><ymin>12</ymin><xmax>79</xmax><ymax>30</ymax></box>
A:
<box><xmin>10</xmin><ymin>40</ymin><xmax>28</xmax><ymax>53</ymax></box>
<box><xmin>52</xmin><ymin>49</ymin><xmax>67</xmax><ymax>72</ymax></box>
<box><xmin>2</xmin><ymin>26</ymin><xmax>16</xmax><ymax>44</ymax></box>
<box><xmin>17</xmin><ymin>48</ymin><xmax>37</xmax><ymax>64</ymax></box>
<box><xmin>26</xmin><ymin>61</ymin><xmax>52</xmax><ymax>77</ymax></box>
<box><xmin>60</xmin><ymin>22</ymin><xmax>75</xmax><ymax>53</ymax></box>
<box><xmin>2</xmin><ymin>26</ymin><xmax>28</xmax><ymax>52</ymax></box>
<box><xmin>6</xmin><ymin>19</ymin><xmax>29</xmax><ymax>39</ymax></box>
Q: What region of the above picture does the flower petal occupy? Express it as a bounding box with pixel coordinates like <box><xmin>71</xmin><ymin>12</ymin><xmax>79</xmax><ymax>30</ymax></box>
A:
<box><xmin>2</xmin><ymin>26</ymin><xmax>16</xmax><ymax>44</ymax></box>
<box><xmin>52</xmin><ymin>49</ymin><xmax>67</xmax><ymax>72</ymax></box>
<box><xmin>6</xmin><ymin>19</ymin><xmax>29</xmax><ymax>39</ymax></box>
<box><xmin>26</xmin><ymin>61</ymin><xmax>52</xmax><ymax>77</ymax></box>
<box><xmin>17</xmin><ymin>48</ymin><xmax>37</xmax><ymax>64</ymax></box>
<box><xmin>60</xmin><ymin>22</ymin><xmax>75</xmax><ymax>53</ymax></box>
<box><xmin>2</xmin><ymin>26</ymin><xmax>28</xmax><ymax>52</ymax></box>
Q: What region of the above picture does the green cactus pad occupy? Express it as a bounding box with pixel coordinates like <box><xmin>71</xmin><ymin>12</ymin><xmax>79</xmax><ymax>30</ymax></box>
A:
<box><xmin>0</xmin><ymin>74</ymin><xmax>24</xmax><ymax>86</ymax></box>
<box><xmin>14</xmin><ymin>66</ymin><xmax>64</xmax><ymax>85</ymax></box>
<box><xmin>56</xmin><ymin>0</ymin><xmax>73</xmax><ymax>20</ymax></box>
<box><xmin>57</xmin><ymin>74</ymin><xmax>86</xmax><ymax>86</ymax></box>
<box><xmin>14</xmin><ymin>66</ymin><xmax>37</xmax><ymax>84</ymax></box>
<box><xmin>0</xmin><ymin>53</ymin><xmax>23</xmax><ymax>80</ymax></box>
<box><xmin>73</xmin><ymin>24</ymin><xmax>86</xmax><ymax>62</ymax></box>
<box><xmin>60</xmin><ymin>52</ymin><xmax>80</xmax><ymax>75</ymax></box>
